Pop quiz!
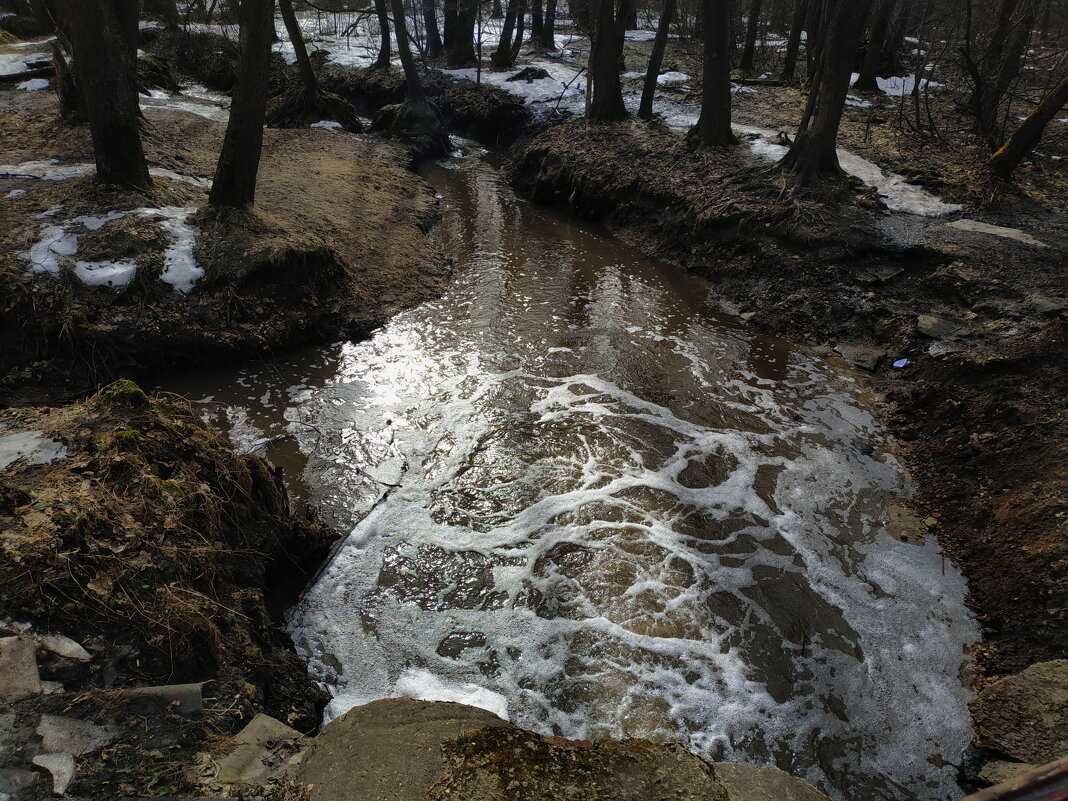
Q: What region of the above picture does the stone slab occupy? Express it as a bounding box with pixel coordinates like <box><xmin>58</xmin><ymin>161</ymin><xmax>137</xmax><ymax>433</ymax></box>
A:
<box><xmin>0</xmin><ymin>637</ymin><xmax>41</xmax><ymax>702</ymax></box>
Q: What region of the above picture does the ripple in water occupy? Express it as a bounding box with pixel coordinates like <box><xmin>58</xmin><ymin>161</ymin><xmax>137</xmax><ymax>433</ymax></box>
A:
<box><xmin>168</xmin><ymin>150</ymin><xmax>976</xmax><ymax>801</ymax></box>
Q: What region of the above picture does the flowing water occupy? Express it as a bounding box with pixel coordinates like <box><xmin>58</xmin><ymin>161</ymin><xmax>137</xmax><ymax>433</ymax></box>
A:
<box><xmin>164</xmin><ymin>147</ymin><xmax>976</xmax><ymax>801</ymax></box>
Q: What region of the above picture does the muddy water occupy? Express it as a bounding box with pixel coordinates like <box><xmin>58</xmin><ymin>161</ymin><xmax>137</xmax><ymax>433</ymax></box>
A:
<box><xmin>164</xmin><ymin>146</ymin><xmax>976</xmax><ymax>800</ymax></box>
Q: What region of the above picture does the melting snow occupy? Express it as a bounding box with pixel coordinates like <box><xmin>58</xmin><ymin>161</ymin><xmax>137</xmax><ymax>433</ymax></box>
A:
<box><xmin>74</xmin><ymin>260</ymin><xmax>138</xmax><ymax>287</ymax></box>
<box><xmin>17</xmin><ymin>78</ymin><xmax>49</xmax><ymax>91</ymax></box>
<box><xmin>0</xmin><ymin>431</ymin><xmax>67</xmax><ymax>470</ymax></box>
<box><xmin>311</xmin><ymin>120</ymin><xmax>344</xmax><ymax>130</ymax></box>
<box><xmin>19</xmin><ymin>206</ymin><xmax>202</xmax><ymax>292</ymax></box>
<box><xmin>657</xmin><ymin>71</ymin><xmax>689</xmax><ymax>86</ymax></box>
<box><xmin>6</xmin><ymin>189</ymin><xmax>26</xmax><ymax>198</ymax></box>
<box><xmin>0</xmin><ymin>160</ymin><xmax>94</xmax><ymax>181</ymax></box>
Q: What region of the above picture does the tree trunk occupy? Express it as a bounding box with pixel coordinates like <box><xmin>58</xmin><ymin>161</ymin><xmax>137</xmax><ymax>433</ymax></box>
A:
<box><xmin>588</xmin><ymin>0</ymin><xmax>628</xmax><ymax>120</ymax></box>
<box><xmin>539</xmin><ymin>0</ymin><xmax>557</xmax><ymax>48</ymax></box>
<box><xmin>209</xmin><ymin>0</ymin><xmax>274</xmax><ymax>208</ymax></box>
<box><xmin>689</xmin><ymin>0</ymin><xmax>736</xmax><ymax>144</ymax></box>
<box><xmin>279</xmin><ymin>0</ymin><xmax>319</xmax><ymax>94</ymax></box>
<box><xmin>978</xmin><ymin>0</ymin><xmax>1036</xmax><ymax>144</ymax></box>
<box><xmin>423</xmin><ymin>0</ymin><xmax>444</xmax><ymax>58</ymax></box>
<box><xmin>739</xmin><ymin>0</ymin><xmax>763</xmax><ymax>73</ymax></box>
<box><xmin>492</xmin><ymin>0</ymin><xmax>502</xmax><ymax>17</ymax></box>
<box><xmin>391</xmin><ymin>0</ymin><xmax>428</xmax><ymax>103</ymax></box>
<box><xmin>56</xmin><ymin>0</ymin><xmax>149</xmax><ymax>187</ymax></box>
<box><xmin>988</xmin><ymin>74</ymin><xmax>1068</xmax><ymax>178</ymax></box>
<box><xmin>779</xmin><ymin>0</ymin><xmax>871</xmax><ymax>185</ymax></box>
<box><xmin>854</xmin><ymin>0</ymin><xmax>895</xmax><ymax>91</ymax></box>
<box><xmin>512</xmin><ymin>0</ymin><xmax>526</xmax><ymax>55</ymax></box>
<box><xmin>530</xmin><ymin>0</ymin><xmax>543</xmax><ymax>40</ymax></box>
<box><xmin>781</xmin><ymin>0</ymin><xmax>808</xmax><ymax>80</ymax></box>
<box><xmin>443</xmin><ymin>0</ymin><xmax>457</xmax><ymax>50</ymax></box>
<box><xmin>492</xmin><ymin>0</ymin><xmax>520</xmax><ymax>67</ymax></box>
<box><xmin>373</xmin><ymin>0</ymin><xmax>392</xmax><ymax>68</ymax></box>
<box><xmin>143</xmin><ymin>0</ymin><xmax>181</xmax><ymax>25</ymax></box>
<box><xmin>804</xmin><ymin>0</ymin><xmax>826</xmax><ymax>73</ymax></box>
<box><xmin>882</xmin><ymin>0</ymin><xmax>910</xmax><ymax>72</ymax></box>
<box><xmin>638</xmin><ymin>0</ymin><xmax>676</xmax><ymax>118</ymax></box>
<box><xmin>446</xmin><ymin>0</ymin><xmax>477</xmax><ymax>66</ymax></box>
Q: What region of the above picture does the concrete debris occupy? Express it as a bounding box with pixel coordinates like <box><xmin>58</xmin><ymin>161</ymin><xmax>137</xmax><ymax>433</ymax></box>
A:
<box><xmin>0</xmin><ymin>637</ymin><xmax>41</xmax><ymax>702</ymax></box>
<box><xmin>215</xmin><ymin>713</ymin><xmax>305</xmax><ymax>785</ymax></box>
<box><xmin>31</xmin><ymin>753</ymin><xmax>76</xmax><ymax>796</ymax></box>
<box><xmin>37</xmin><ymin>634</ymin><xmax>92</xmax><ymax>662</ymax></box>
<box><xmin>120</xmin><ymin>682</ymin><xmax>205</xmax><ymax>715</ymax></box>
<box><xmin>37</xmin><ymin>715</ymin><xmax>117</xmax><ymax>756</ymax></box>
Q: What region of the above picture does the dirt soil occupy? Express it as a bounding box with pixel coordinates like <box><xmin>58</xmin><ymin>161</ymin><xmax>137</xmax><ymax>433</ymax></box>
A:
<box><xmin>0</xmin><ymin>90</ymin><xmax>448</xmax><ymax>405</ymax></box>
<box><xmin>0</xmin><ymin>380</ymin><xmax>337</xmax><ymax>795</ymax></box>
<box><xmin>509</xmin><ymin>119</ymin><xmax>1068</xmax><ymax>697</ymax></box>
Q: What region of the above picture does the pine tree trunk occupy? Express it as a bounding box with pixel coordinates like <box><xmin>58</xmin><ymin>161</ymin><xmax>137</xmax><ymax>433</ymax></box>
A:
<box><xmin>779</xmin><ymin>0</ymin><xmax>871</xmax><ymax>185</ymax></box>
<box><xmin>56</xmin><ymin>0</ymin><xmax>150</xmax><ymax>187</ymax></box>
<box><xmin>373</xmin><ymin>0</ymin><xmax>392</xmax><ymax>68</ymax></box>
<box><xmin>739</xmin><ymin>0</ymin><xmax>763</xmax><ymax>73</ymax></box>
<box><xmin>492</xmin><ymin>0</ymin><xmax>520</xmax><ymax>67</ymax></box>
<box><xmin>781</xmin><ymin>0</ymin><xmax>808</xmax><ymax>80</ymax></box>
<box><xmin>638</xmin><ymin>0</ymin><xmax>676</xmax><ymax>118</ymax></box>
<box><xmin>209</xmin><ymin>0</ymin><xmax>274</xmax><ymax>208</ymax></box>
<box><xmin>539</xmin><ymin>0</ymin><xmax>557</xmax><ymax>48</ymax></box>
<box><xmin>689</xmin><ymin>0</ymin><xmax>736</xmax><ymax>145</ymax></box>
<box><xmin>988</xmin><ymin>74</ymin><xmax>1068</xmax><ymax>178</ymax></box>
<box><xmin>588</xmin><ymin>0</ymin><xmax>628</xmax><ymax>120</ymax></box>
<box><xmin>423</xmin><ymin>0</ymin><xmax>444</xmax><ymax>58</ymax></box>
<box><xmin>279</xmin><ymin>0</ymin><xmax>319</xmax><ymax>94</ymax></box>
<box><xmin>447</xmin><ymin>0</ymin><xmax>477</xmax><ymax>66</ymax></box>
<box><xmin>854</xmin><ymin>0</ymin><xmax>895</xmax><ymax>91</ymax></box>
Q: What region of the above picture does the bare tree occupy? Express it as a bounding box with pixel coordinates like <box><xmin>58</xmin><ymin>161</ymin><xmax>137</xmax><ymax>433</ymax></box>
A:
<box><xmin>988</xmin><ymin>73</ymin><xmax>1068</xmax><ymax>178</ymax></box>
<box><xmin>56</xmin><ymin>0</ymin><xmax>150</xmax><ymax>187</ymax></box>
<box><xmin>778</xmin><ymin>0</ymin><xmax>873</xmax><ymax>186</ymax></box>
<box><xmin>739</xmin><ymin>0</ymin><xmax>764</xmax><ymax>74</ymax></box>
<box><xmin>781</xmin><ymin>0</ymin><xmax>809</xmax><ymax>81</ymax></box>
<box><xmin>209</xmin><ymin>0</ymin><xmax>274</xmax><ymax>208</ymax></box>
<box><xmin>688</xmin><ymin>0</ymin><xmax>737</xmax><ymax>145</ymax></box>
<box><xmin>538</xmin><ymin>0</ymin><xmax>558</xmax><ymax>48</ymax></box>
<box><xmin>639</xmin><ymin>0</ymin><xmax>677</xmax><ymax>118</ymax></box>
<box><xmin>588</xmin><ymin>0</ymin><xmax>628</xmax><ymax>120</ymax></box>
<box><xmin>373</xmin><ymin>0</ymin><xmax>392</xmax><ymax>68</ymax></box>
<box><xmin>854</xmin><ymin>0</ymin><xmax>896</xmax><ymax>91</ymax></box>
<box><xmin>977</xmin><ymin>0</ymin><xmax>1037</xmax><ymax>143</ymax></box>
<box><xmin>423</xmin><ymin>0</ymin><xmax>444</xmax><ymax>59</ymax></box>
<box><xmin>447</xmin><ymin>0</ymin><xmax>478</xmax><ymax>66</ymax></box>
<box><xmin>492</xmin><ymin>0</ymin><xmax>522</xmax><ymax>67</ymax></box>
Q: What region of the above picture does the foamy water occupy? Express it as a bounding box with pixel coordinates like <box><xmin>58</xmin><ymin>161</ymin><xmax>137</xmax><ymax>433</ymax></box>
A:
<box><xmin>166</xmin><ymin>151</ymin><xmax>975</xmax><ymax>801</ymax></box>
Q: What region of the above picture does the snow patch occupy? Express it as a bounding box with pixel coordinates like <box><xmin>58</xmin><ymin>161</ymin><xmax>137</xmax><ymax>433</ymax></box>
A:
<box><xmin>310</xmin><ymin>119</ymin><xmax>344</xmax><ymax>130</ymax></box>
<box><xmin>23</xmin><ymin>225</ymin><xmax>78</xmax><ymax>274</ymax></box>
<box><xmin>0</xmin><ymin>431</ymin><xmax>67</xmax><ymax>470</ymax></box>
<box><xmin>0</xmin><ymin>160</ymin><xmax>94</xmax><ymax>181</ymax></box>
<box><xmin>656</xmin><ymin>71</ymin><xmax>689</xmax><ymax>86</ymax></box>
<box><xmin>73</xmin><ymin>260</ymin><xmax>138</xmax><ymax>288</ymax></box>
<box><xmin>152</xmin><ymin>206</ymin><xmax>202</xmax><ymax>293</ymax></box>
<box><xmin>6</xmin><ymin>189</ymin><xmax>26</xmax><ymax>198</ymax></box>
<box><xmin>17</xmin><ymin>78</ymin><xmax>49</xmax><ymax>91</ymax></box>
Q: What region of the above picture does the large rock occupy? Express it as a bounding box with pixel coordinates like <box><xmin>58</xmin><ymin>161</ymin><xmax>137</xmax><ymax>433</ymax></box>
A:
<box><xmin>298</xmin><ymin>699</ymin><xmax>830</xmax><ymax>801</ymax></box>
<box><xmin>969</xmin><ymin>659</ymin><xmax>1068</xmax><ymax>764</ymax></box>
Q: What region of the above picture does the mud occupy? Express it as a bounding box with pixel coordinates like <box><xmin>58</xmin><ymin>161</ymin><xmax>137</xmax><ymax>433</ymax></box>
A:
<box><xmin>0</xmin><ymin>91</ymin><xmax>447</xmax><ymax>404</ymax></box>
<box><xmin>508</xmin><ymin>120</ymin><xmax>1068</xmax><ymax>699</ymax></box>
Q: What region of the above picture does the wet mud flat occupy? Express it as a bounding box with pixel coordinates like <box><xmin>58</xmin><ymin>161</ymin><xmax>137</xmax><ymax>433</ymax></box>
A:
<box><xmin>509</xmin><ymin>118</ymin><xmax>1067</xmax><ymax>713</ymax></box>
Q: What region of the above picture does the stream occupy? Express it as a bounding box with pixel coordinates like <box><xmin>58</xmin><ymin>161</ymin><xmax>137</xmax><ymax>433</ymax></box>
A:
<box><xmin>163</xmin><ymin>146</ymin><xmax>977</xmax><ymax>801</ymax></box>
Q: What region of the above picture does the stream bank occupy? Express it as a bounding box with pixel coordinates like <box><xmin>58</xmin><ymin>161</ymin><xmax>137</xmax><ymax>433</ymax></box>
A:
<box><xmin>0</xmin><ymin>87</ymin><xmax>447</xmax><ymax>405</ymax></box>
<box><xmin>509</xmin><ymin>118</ymin><xmax>1067</xmax><ymax>779</ymax></box>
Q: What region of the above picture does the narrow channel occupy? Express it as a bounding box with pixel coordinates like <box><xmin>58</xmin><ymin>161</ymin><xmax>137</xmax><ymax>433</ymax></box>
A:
<box><xmin>163</xmin><ymin>145</ymin><xmax>976</xmax><ymax>801</ymax></box>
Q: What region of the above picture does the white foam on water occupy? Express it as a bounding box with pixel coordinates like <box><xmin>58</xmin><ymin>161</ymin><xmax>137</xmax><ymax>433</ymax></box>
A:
<box><xmin>277</xmin><ymin>156</ymin><xmax>977</xmax><ymax>801</ymax></box>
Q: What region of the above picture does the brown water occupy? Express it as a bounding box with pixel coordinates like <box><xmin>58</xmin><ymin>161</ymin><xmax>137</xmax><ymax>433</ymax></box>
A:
<box><xmin>163</xmin><ymin>144</ymin><xmax>976</xmax><ymax>801</ymax></box>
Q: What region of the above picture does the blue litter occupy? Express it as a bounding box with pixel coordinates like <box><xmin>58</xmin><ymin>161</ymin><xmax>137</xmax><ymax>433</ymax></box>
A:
<box><xmin>893</xmin><ymin>358</ymin><xmax>910</xmax><ymax>368</ymax></box>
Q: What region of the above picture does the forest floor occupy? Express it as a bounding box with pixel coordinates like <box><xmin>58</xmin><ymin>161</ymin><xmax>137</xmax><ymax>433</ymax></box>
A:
<box><xmin>0</xmin><ymin>89</ymin><xmax>448</xmax><ymax>406</ymax></box>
